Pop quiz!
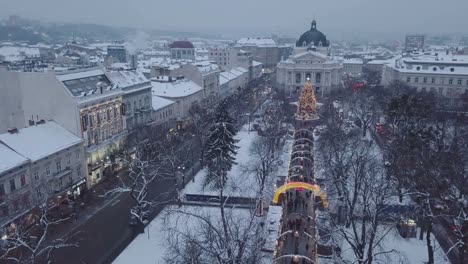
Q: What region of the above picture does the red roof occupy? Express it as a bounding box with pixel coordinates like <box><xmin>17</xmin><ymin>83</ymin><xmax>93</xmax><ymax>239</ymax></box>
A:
<box><xmin>169</xmin><ymin>41</ymin><xmax>194</xmax><ymax>49</ymax></box>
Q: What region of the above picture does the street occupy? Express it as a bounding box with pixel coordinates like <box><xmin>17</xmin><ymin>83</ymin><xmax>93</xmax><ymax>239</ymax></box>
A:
<box><xmin>43</xmin><ymin>81</ymin><xmax>269</xmax><ymax>264</ymax></box>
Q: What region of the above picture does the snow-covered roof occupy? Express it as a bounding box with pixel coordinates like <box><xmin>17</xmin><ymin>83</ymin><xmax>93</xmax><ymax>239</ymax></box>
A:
<box><xmin>151</xmin><ymin>96</ymin><xmax>175</xmax><ymax>111</ymax></box>
<box><xmin>343</xmin><ymin>58</ymin><xmax>364</xmax><ymax>64</ymax></box>
<box><xmin>220</xmin><ymin>71</ymin><xmax>239</xmax><ymax>82</ymax></box>
<box><xmin>252</xmin><ymin>60</ymin><xmax>263</xmax><ymax>67</ymax></box>
<box><xmin>219</xmin><ymin>75</ymin><xmax>230</xmax><ymax>86</ymax></box>
<box><xmin>151</xmin><ymin>79</ymin><xmax>202</xmax><ymax>98</ymax></box>
<box><xmin>292</xmin><ymin>50</ymin><xmax>328</xmax><ymax>60</ymax></box>
<box><xmin>232</xmin><ymin>66</ymin><xmax>249</xmax><ymax>74</ymax></box>
<box><xmin>367</xmin><ymin>58</ymin><xmax>395</xmax><ymax>65</ymax></box>
<box><xmin>0</xmin><ymin>46</ymin><xmax>41</xmax><ymax>62</ymax></box>
<box><xmin>193</xmin><ymin>60</ymin><xmax>220</xmax><ymax>74</ymax></box>
<box><xmin>403</xmin><ymin>54</ymin><xmax>468</xmax><ymax>65</ymax></box>
<box><xmin>235</xmin><ymin>38</ymin><xmax>277</xmax><ymax>48</ymax></box>
<box><xmin>108</xmin><ymin>63</ymin><xmax>132</xmax><ymax>70</ymax></box>
<box><xmin>390</xmin><ymin>57</ymin><xmax>468</xmax><ymax>75</ymax></box>
<box><xmin>0</xmin><ymin>121</ymin><xmax>83</xmax><ymax>162</ymax></box>
<box><xmin>108</xmin><ymin>70</ymin><xmax>150</xmax><ymax>89</ymax></box>
<box><xmin>0</xmin><ymin>143</ymin><xmax>29</xmax><ymax>173</ymax></box>
<box><xmin>56</xmin><ymin>68</ymin><xmax>105</xmax><ymax>82</ymax></box>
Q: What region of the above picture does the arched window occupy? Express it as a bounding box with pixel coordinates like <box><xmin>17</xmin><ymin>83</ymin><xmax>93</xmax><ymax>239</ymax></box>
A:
<box><xmin>295</xmin><ymin>73</ymin><xmax>301</xmax><ymax>84</ymax></box>
<box><xmin>315</xmin><ymin>73</ymin><xmax>321</xmax><ymax>84</ymax></box>
<box><xmin>305</xmin><ymin>73</ymin><xmax>311</xmax><ymax>80</ymax></box>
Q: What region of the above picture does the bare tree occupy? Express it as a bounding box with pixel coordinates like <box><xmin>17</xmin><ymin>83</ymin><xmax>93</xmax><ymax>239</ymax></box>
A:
<box><xmin>242</xmin><ymin>137</ymin><xmax>283</xmax><ymax>210</ymax></box>
<box><xmin>105</xmin><ymin>140</ymin><xmax>170</xmax><ymax>229</ymax></box>
<box><xmin>0</xmin><ymin>199</ymin><xmax>77</xmax><ymax>263</ymax></box>
<box><xmin>317</xmin><ymin>105</ymin><xmax>399</xmax><ymax>264</ymax></box>
<box><xmin>163</xmin><ymin>203</ymin><xmax>265</xmax><ymax>264</ymax></box>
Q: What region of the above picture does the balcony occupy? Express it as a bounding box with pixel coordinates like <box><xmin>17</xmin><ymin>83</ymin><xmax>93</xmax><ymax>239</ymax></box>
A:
<box><xmin>54</xmin><ymin>168</ymin><xmax>72</xmax><ymax>179</ymax></box>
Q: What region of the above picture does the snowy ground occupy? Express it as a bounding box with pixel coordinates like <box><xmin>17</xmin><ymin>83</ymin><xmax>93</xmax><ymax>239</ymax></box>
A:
<box><xmin>338</xmin><ymin>226</ymin><xmax>450</xmax><ymax>264</ymax></box>
<box><xmin>113</xmin><ymin>205</ymin><xmax>253</xmax><ymax>264</ymax></box>
<box><xmin>183</xmin><ymin>125</ymin><xmax>260</xmax><ymax>198</ymax></box>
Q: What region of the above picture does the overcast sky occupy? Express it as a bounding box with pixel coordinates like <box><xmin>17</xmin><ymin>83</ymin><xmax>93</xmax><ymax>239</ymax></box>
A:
<box><xmin>1</xmin><ymin>0</ymin><xmax>467</xmax><ymax>38</ymax></box>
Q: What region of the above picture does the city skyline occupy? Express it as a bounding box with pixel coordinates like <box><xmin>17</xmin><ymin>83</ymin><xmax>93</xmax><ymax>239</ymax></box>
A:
<box><xmin>1</xmin><ymin>0</ymin><xmax>468</xmax><ymax>39</ymax></box>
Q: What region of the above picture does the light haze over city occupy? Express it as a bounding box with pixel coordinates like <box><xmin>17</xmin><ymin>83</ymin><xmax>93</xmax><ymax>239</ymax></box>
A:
<box><xmin>1</xmin><ymin>0</ymin><xmax>468</xmax><ymax>38</ymax></box>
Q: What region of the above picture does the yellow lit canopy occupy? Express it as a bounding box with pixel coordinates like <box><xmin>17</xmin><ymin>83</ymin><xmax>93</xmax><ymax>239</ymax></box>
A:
<box><xmin>272</xmin><ymin>182</ymin><xmax>328</xmax><ymax>207</ymax></box>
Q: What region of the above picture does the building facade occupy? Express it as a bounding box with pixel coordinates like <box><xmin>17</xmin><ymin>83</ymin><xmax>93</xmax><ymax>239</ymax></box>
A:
<box><xmin>276</xmin><ymin>20</ymin><xmax>342</xmax><ymax>96</ymax></box>
<box><xmin>169</xmin><ymin>41</ymin><xmax>195</xmax><ymax>60</ymax></box>
<box><xmin>382</xmin><ymin>54</ymin><xmax>468</xmax><ymax>109</ymax></box>
<box><xmin>151</xmin><ymin>96</ymin><xmax>176</xmax><ymax>128</ymax></box>
<box><xmin>0</xmin><ymin>121</ymin><xmax>86</xmax><ymax>228</ymax></box>
<box><xmin>234</xmin><ymin>38</ymin><xmax>290</xmax><ymax>68</ymax></box>
<box><xmin>151</xmin><ymin>78</ymin><xmax>204</xmax><ymax>120</ymax></box>
<box><xmin>108</xmin><ymin>71</ymin><xmax>153</xmax><ymax>131</ymax></box>
<box><xmin>107</xmin><ymin>44</ymin><xmax>128</xmax><ymax>63</ymax></box>
<box><xmin>0</xmin><ymin>68</ymin><xmax>130</xmax><ymax>187</ymax></box>
<box><xmin>405</xmin><ymin>35</ymin><xmax>425</xmax><ymax>52</ymax></box>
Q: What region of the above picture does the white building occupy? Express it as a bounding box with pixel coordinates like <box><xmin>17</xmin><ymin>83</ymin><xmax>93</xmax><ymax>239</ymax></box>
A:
<box><xmin>151</xmin><ymin>96</ymin><xmax>176</xmax><ymax>128</ymax></box>
<box><xmin>276</xmin><ymin>51</ymin><xmax>342</xmax><ymax>96</ymax></box>
<box><xmin>342</xmin><ymin>58</ymin><xmax>364</xmax><ymax>77</ymax></box>
<box><xmin>0</xmin><ymin>143</ymin><xmax>30</xmax><ymax>226</ymax></box>
<box><xmin>169</xmin><ymin>41</ymin><xmax>195</xmax><ymax>60</ymax></box>
<box><xmin>219</xmin><ymin>67</ymin><xmax>249</xmax><ymax>98</ymax></box>
<box><xmin>0</xmin><ymin>121</ymin><xmax>85</xmax><ymax>227</ymax></box>
<box><xmin>0</xmin><ymin>68</ymin><xmax>128</xmax><ymax>186</ymax></box>
<box><xmin>151</xmin><ymin>60</ymin><xmax>221</xmax><ymax>104</ymax></box>
<box><xmin>151</xmin><ymin>77</ymin><xmax>203</xmax><ymax>120</ymax></box>
<box><xmin>234</xmin><ymin>38</ymin><xmax>290</xmax><ymax>68</ymax></box>
<box><xmin>107</xmin><ymin>71</ymin><xmax>153</xmax><ymax>131</ymax></box>
<box><xmin>276</xmin><ymin>20</ymin><xmax>342</xmax><ymax>96</ymax></box>
<box><xmin>382</xmin><ymin>53</ymin><xmax>468</xmax><ymax>109</ymax></box>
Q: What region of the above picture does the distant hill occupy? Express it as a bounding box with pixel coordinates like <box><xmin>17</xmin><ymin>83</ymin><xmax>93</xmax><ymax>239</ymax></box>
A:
<box><xmin>0</xmin><ymin>26</ymin><xmax>44</xmax><ymax>43</ymax></box>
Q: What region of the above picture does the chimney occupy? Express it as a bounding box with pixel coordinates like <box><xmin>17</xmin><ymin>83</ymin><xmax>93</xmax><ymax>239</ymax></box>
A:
<box><xmin>7</xmin><ymin>128</ymin><xmax>18</xmax><ymax>134</ymax></box>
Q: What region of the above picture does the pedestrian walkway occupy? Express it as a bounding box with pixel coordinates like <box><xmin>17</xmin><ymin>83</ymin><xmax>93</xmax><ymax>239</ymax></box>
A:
<box><xmin>274</xmin><ymin>80</ymin><xmax>321</xmax><ymax>264</ymax></box>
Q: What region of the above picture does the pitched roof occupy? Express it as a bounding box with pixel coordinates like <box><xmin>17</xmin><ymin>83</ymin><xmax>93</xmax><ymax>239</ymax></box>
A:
<box><xmin>0</xmin><ymin>121</ymin><xmax>83</xmax><ymax>161</ymax></box>
<box><xmin>0</xmin><ymin>143</ymin><xmax>29</xmax><ymax>173</ymax></box>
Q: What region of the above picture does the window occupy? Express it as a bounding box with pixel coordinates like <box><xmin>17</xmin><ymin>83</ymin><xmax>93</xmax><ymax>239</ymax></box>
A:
<box><xmin>466</xmin><ymin>80</ymin><xmax>468</xmax><ymax>85</ymax></box>
<box><xmin>67</xmin><ymin>156</ymin><xmax>71</xmax><ymax>165</ymax></box>
<box><xmin>20</xmin><ymin>175</ymin><xmax>26</xmax><ymax>187</ymax></box>
<box><xmin>431</xmin><ymin>78</ymin><xmax>435</xmax><ymax>84</ymax></box>
<box><xmin>33</xmin><ymin>171</ymin><xmax>39</xmax><ymax>181</ymax></box>
<box><xmin>423</xmin><ymin>77</ymin><xmax>427</xmax><ymax>83</ymax></box>
<box><xmin>406</xmin><ymin>76</ymin><xmax>411</xmax><ymax>83</ymax></box>
<box><xmin>295</xmin><ymin>73</ymin><xmax>301</xmax><ymax>84</ymax></box>
<box><xmin>46</xmin><ymin>166</ymin><xmax>50</xmax><ymax>176</ymax></box>
<box><xmin>36</xmin><ymin>187</ymin><xmax>42</xmax><ymax>200</ymax></box>
<box><xmin>56</xmin><ymin>161</ymin><xmax>62</xmax><ymax>172</ymax></box>
<box><xmin>415</xmin><ymin>77</ymin><xmax>419</xmax><ymax>83</ymax></box>
<box><xmin>438</xmin><ymin>87</ymin><xmax>443</xmax><ymax>95</ymax></box>
<box><xmin>76</xmin><ymin>151</ymin><xmax>80</xmax><ymax>160</ymax></box>
<box><xmin>0</xmin><ymin>184</ymin><xmax>4</xmax><ymax>196</ymax></box>
<box><xmin>458</xmin><ymin>79</ymin><xmax>462</xmax><ymax>85</ymax></box>
<box><xmin>449</xmin><ymin>79</ymin><xmax>453</xmax><ymax>85</ymax></box>
<box><xmin>9</xmin><ymin>179</ymin><xmax>16</xmax><ymax>192</ymax></box>
<box><xmin>316</xmin><ymin>73</ymin><xmax>321</xmax><ymax>84</ymax></box>
<box><xmin>77</xmin><ymin>166</ymin><xmax>81</xmax><ymax>177</ymax></box>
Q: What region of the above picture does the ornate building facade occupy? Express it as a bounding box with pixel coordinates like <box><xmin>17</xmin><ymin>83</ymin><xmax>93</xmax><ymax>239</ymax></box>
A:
<box><xmin>276</xmin><ymin>20</ymin><xmax>342</xmax><ymax>96</ymax></box>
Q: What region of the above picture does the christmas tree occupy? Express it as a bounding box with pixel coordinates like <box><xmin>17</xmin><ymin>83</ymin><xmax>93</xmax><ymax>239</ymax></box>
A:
<box><xmin>296</xmin><ymin>79</ymin><xmax>317</xmax><ymax>119</ymax></box>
